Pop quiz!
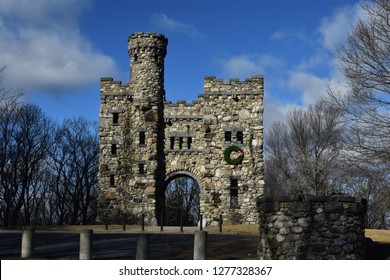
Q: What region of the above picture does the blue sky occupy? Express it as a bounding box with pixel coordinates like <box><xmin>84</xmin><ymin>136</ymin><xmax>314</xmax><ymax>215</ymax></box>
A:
<box><xmin>0</xmin><ymin>0</ymin><xmax>364</xmax><ymax>129</ymax></box>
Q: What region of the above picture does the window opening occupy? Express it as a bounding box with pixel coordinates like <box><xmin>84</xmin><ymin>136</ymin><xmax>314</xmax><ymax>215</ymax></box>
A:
<box><xmin>139</xmin><ymin>131</ymin><xmax>146</xmax><ymax>145</ymax></box>
<box><xmin>139</xmin><ymin>163</ymin><xmax>145</xmax><ymax>175</ymax></box>
<box><xmin>170</xmin><ymin>137</ymin><xmax>175</xmax><ymax>149</ymax></box>
<box><xmin>230</xmin><ymin>178</ymin><xmax>239</xmax><ymax>209</ymax></box>
<box><xmin>113</xmin><ymin>113</ymin><xmax>119</xmax><ymax>124</ymax></box>
<box><xmin>224</xmin><ymin>131</ymin><xmax>232</xmax><ymax>145</ymax></box>
<box><xmin>179</xmin><ymin>137</ymin><xmax>183</xmax><ymax>150</ymax></box>
<box><xmin>187</xmin><ymin>137</ymin><xmax>193</xmax><ymax>149</ymax></box>
<box><xmin>110</xmin><ymin>175</ymin><xmax>115</xmax><ymax>186</ymax></box>
<box><xmin>237</xmin><ymin>131</ymin><xmax>244</xmax><ymax>144</ymax></box>
<box><xmin>111</xmin><ymin>144</ymin><xmax>117</xmax><ymax>155</ymax></box>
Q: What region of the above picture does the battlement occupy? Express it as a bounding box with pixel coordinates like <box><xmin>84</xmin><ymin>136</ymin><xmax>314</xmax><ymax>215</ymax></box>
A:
<box><xmin>257</xmin><ymin>194</ymin><xmax>367</xmax><ymax>213</ymax></box>
<box><xmin>99</xmin><ymin>77</ymin><xmax>130</xmax><ymax>98</ymax></box>
<box><xmin>128</xmin><ymin>32</ymin><xmax>168</xmax><ymax>57</ymax></box>
<box><xmin>204</xmin><ymin>75</ymin><xmax>264</xmax><ymax>94</ymax></box>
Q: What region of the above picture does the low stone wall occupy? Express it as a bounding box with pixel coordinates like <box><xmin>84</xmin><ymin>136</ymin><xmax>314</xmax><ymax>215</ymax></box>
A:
<box><xmin>257</xmin><ymin>195</ymin><xmax>367</xmax><ymax>260</ymax></box>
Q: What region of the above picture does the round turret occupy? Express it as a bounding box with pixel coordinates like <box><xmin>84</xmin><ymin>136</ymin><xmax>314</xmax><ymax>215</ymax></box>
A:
<box><xmin>128</xmin><ymin>32</ymin><xmax>168</xmax><ymax>100</ymax></box>
<box><xmin>128</xmin><ymin>32</ymin><xmax>168</xmax><ymax>63</ymax></box>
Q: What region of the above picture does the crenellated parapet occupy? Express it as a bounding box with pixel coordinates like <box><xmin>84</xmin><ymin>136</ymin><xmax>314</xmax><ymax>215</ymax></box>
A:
<box><xmin>128</xmin><ymin>32</ymin><xmax>168</xmax><ymax>59</ymax></box>
<box><xmin>203</xmin><ymin>75</ymin><xmax>264</xmax><ymax>94</ymax></box>
<box><xmin>100</xmin><ymin>77</ymin><xmax>131</xmax><ymax>98</ymax></box>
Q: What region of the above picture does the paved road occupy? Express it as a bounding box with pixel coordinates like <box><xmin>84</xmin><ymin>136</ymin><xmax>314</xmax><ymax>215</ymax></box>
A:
<box><xmin>0</xmin><ymin>229</ymin><xmax>258</xmax><ymax>260</ymax></box>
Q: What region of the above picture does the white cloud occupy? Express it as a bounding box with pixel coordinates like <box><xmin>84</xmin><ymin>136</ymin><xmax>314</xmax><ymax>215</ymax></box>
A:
<box><xmin>219</xmin><ymin>54</ymin><xmax>283</xmax><ymax>79</ymax></box>
<box><xmin>287</xmin><ymin>71</ymin><xmax>328</xmax><ymax>106</ymax></box>
<box><xmin>263</xmin><ymin>92</ymin><xmax>298</xmax><ymax>131</ymax></box>
<box><xmin>319</xmin><ymin>3</ymin><xmax>363</xmax><ymax>51</ymax></box>
<box><xmin>270</xmin><ymin>29</ymin><xmax>309</xmax><ymax>43</ymax></box>
<box><xmin>151</xmin><ymin>13</ymin><xmax>204</xmax><ymax>39</ymax></box>
<box><xmin>221</xmin><ymin>55</ymin><xmax>263</xmax><ymax>79</ymax></box>
<box><xmin>0</xmin><ymin>0</ymin><xmax>118</xmax><ymax>93</ymax></box>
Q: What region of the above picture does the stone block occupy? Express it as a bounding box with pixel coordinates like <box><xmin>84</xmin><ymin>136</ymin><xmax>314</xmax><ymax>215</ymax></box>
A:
<box><xmin>291</xmin><ymin>226</ymin><xmax>303</xmax><ymax>234</ymax></box>
<box><xmin>352</xmin><ymin>202</ymin><xmax>366</xmax><ymax>214</ymax></box>
<box><xmin>260</xmin><ymin>201</ymin><xmax>279</xmax><ymax>213</ymax></box>
<box><xmin>325</xmin><ymin>201</ymin><xmax>343</xmax><ymax>213</ymax></box>
<box><xmin>292</xmin><ymin>201</ymin><xmax>312</xmax><ymax>212</ymax></box>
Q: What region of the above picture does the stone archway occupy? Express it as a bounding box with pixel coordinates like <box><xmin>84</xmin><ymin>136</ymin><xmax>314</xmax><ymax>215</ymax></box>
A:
<box><xmin>163</xmin><ymin>171</ymin><xmax>203</xmax><ymax>226</ymax></box>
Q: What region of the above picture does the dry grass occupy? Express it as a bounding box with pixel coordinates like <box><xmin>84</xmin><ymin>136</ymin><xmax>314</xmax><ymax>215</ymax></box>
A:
<box><xmin>365</xmin><ymin>229</ymin><xmax>390</xmax><ymax>244</ymax></box>
<box><xmin>207</xmin><ymin>224</ymin><xmax>259</xmax><ymax>234</ymax></box>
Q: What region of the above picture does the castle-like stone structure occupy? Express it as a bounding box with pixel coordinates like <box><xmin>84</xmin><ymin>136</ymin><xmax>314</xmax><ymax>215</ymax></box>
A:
<box><xmin>98</xmin><ymin>32</ymin><xmax>264</xmax><ymax>226</ymax></box>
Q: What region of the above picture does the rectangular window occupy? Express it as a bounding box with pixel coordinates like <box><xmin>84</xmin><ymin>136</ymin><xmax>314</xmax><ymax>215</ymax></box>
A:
<box><xmin>230</xmin><ymin>178</ymin><xmax>239</xmax><ymax>209</ymax></box>
<box><xmin>111</xmin><ymin>144</ymin><xmax>117</xmax><ymax>155</ymax></box>
<box><xmin>237</xmin><ymin>131</ymin><xmax>244</xmax><ymax>144</ymax></box>
<box><xmin>112</xmin><ymin>113</ymin><xmax>119</xmax><ymax>124</ymax></box>
<box><xmin>110</xmin><ymin>175</ymin><xmax>115</xmax><ymax>186</ymax></box>
<box><xmin>224</xmin><ymin>131</ymin><xmax>232</xmax><ymax>145</ymax></box>
<box><xmin>179</xmin><ymin>137</ymin><xmax>183</xmax><ymax>150</ymax></box>
<box><xmin>139</xmin><ymin>163</ymin><xmax>145</xmax><ymax>175</ymax></box>
<box><xmin>187</xmin><ymin>137</ymin><xmax>193</xmax><ymax>149</ymax></box>
<box><xmin>139</xmin><ymin>131</ymin><xmax>146</xmax><ymax>145</ymax></box>
<box><xmin>170</xmin><ymin>137</ymin><xmax>175</xmax><ymax>149</ymax></box>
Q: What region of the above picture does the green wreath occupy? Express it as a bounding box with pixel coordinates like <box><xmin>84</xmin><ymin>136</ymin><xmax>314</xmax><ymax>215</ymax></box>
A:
<box><xmin>224</xmin><ymin>146</ymin><xmax>244</xmax><ymax>165</ymax></box>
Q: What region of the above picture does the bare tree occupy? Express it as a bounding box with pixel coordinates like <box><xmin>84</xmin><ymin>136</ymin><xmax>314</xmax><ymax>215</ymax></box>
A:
<box><xmin>326</xmin><ymin>0</ymin><xmax>390</xmax><ymax>228</ymax></box>
<box><xmin>47</xmin><ymin>117</ymin><xmax>99</xmax><ymax>225</ymax></box>
<box><xmin>0</xmin><ymin>65</ymin><xmax>100</xmax><ymax>226</ymax></box>
<box><xmin>165</xmin><ymin>177</ymin><xmax>200</xmax><ymax>226</ymax></box>
<box><xmin>265</xmin><ymin>100</ymin><xmax>344</xmax><ymax>195</ymax></box>
<box><xmin>0</xmin><ymin>67</ymin><xmax>21</xmax><ymax>226</ymax></box>
<box><xmin>329</xmin><ymin>0</ymin><xmax>390</xmax><ymax>165</ymax></box>
<box><xmin>0</xmin><ymin>102</ymin><xmax>53</xmax><ymax>226</ymax></box>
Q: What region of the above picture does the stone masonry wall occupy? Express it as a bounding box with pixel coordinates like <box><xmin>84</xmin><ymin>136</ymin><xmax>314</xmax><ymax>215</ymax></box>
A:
<box><xmin>257</xmin><ymin>195</ymin><xmax>367</xmax><ymax>259</ymax></box>
<box><xmin>164</xmin><ymin>77</ymin><xmax>264</xmax><ymax>225</ymax></box>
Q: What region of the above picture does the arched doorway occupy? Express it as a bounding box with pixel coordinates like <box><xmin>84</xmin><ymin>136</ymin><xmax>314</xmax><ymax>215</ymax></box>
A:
<box><xmin>164</xmin><ymin>172</ymin><xmax>201</xmax><ymax>226</ymax></box>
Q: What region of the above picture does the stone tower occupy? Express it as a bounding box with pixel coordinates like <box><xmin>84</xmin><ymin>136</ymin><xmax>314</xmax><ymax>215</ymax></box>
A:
<box><xmin>98</xmin><ymin>32</ymin><xmax>167</xmax><ymax>224</ymax></box>
<box><xmin>98</xmin><ymin>32</ymin><xmax>264</xmax><ymax>226</ymax></box>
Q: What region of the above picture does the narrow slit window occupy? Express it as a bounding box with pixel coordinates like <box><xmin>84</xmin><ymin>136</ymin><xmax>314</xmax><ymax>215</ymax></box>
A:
<box><xmin>113</xmin><ymin>113</ymin><xmax>119</xmax><ymax>124</ymax></box>
<box><xmin>110</xmin><ymin>175</ymin><xmax>115</xmax><ymax>186</ymax></box>
<box><xmin>139</xmin><ymin>131</ymin><xmax>146</xmax><ymax>145</ymax></box>
<box><xmin>187</xmin><ymin>137</ymin><xmax>193</xmax><ymax>149</ymax></box>
<box><xmin>170</xmin><ymin>137</ymin><xmax>175</xmax><ymax>149</ymax></box>
<box><xmin>237</xmin><ymin>131</ymin><xmax>244</xmax><ymax>144</ymax></box>
<box><xmin>139</xmin><ymin>163</ymin><xmax>145</xmax><ymax>175</ymax></box>
<box><xmin>179</xmin><ymin>137</ymin><xmax>183</xmax><ymax>150</ymax></box>
<box><xmin>111</xmin><ymin>144</ymin><xmax>117</xmax><ymax>155</ymax></box>
<box><xmin>224</xmin><ymin>131</ymin><xmax>232</xmax><ymax>145</ymax></box>
<box><xmin>230</xmin><ymin>178</ymin><xmax>239</xmax><ymax>209</ymax></box>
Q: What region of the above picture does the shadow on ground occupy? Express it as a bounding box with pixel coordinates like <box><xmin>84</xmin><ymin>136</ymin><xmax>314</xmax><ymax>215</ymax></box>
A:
<box><xmin>0</xmin><ymin>231</ymin><xmax>259</xmax><ymax>260</ymax></box>
<box><xmin>1</xmin><ymin>229</ymin><xmax>389</xmax><ymax>260</ymax></box>
<box><xmin>365</xmin><ymin>238</ymin><xmax>390</xmax><ymax>260</ymax></box>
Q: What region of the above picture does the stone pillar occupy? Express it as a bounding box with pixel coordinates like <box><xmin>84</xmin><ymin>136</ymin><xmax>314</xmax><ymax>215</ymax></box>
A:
<box><xmin>193</xmin><ymin>231</ymin><xmax>207</xmax><ymax>260</ymax></box>
<box><xmin>79</xmin><ymin>229</ymin><xmax>93</xmax><ymax>260</ymax></box>
<box><xmin>21</xmin><ymin>227</ymin><xmax>35</xmax><ymax>259</ymax></box>
<box><xmin>257</xmin><ymin>195</ymin><xmax>367</xmax><ymax>260</ymax></box>
<box><xmin>136</xmin><ymin>234</ymin><xmax>150</xmax><ymax>260</ymax></box>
